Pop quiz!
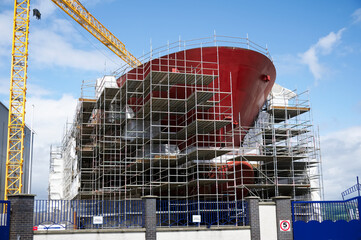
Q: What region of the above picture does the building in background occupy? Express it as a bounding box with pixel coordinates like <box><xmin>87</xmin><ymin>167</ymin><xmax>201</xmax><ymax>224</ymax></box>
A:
<box><xmin>49</xmin><ymin>36</ymin><xmax>323</xmax><ymax>202</ymax></box>
<box><xmin>0</xmin><ymin>101</ymin><xmax>32</xmax><ymax>200</ymax></box>
<box><xmin>48</xmin><ymin>145</ymin><xmax>63</xmax><ymax>200</ymax></box>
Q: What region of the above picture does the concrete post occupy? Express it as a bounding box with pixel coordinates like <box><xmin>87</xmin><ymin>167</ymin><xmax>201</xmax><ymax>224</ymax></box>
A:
<box><xmin>8</xmin><ymin>194</ymin><xmax>36</xmax><ymax>240</ymax></box>
<box><xmin>245</xmin><ymin>196</ymin><xmax>260</xmax><ymax>240</ymax></box>
<box><xmin>142</xmin><ymin>195</ymin><xmax>158</xmax><ymax>240</ymax></box>
<box><xmin>272</xmin><ymin>196</ymin><xmax>293</xmax><ymax>240</ymax></box>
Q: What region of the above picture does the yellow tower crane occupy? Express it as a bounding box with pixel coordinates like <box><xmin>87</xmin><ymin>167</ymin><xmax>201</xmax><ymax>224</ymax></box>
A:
<box><xmin>5</xmin><ymin>0</ymin><xmax>31</xmax><ymax>199</ymax></box>
<box><xmin>4</xmin><ymin>0</ymin><xmax>141</xmax><ymax>199</ymax></box>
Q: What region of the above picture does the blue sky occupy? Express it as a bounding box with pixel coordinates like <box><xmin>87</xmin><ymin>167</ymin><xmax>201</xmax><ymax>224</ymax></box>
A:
<box><xmin>0</xmin><ymin>0</ymin><xmax>360</xmax><ymax>200</ymax></box>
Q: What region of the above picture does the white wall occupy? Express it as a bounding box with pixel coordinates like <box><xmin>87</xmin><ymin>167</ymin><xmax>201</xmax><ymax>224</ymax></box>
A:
<box><xmin>259</xmin><ymin>203</ymin><xmax>277</xmax><ymax>240</ymax></box>
<box><xmin>34</xmin><ymin>231</ymin><xmax>145</xmax><ymax>240</ymax></box>
<box><xmin>158</xmin><ymin>228</ymin><xmax>250</xmax><ymax>240</ymax></box>
<box><xmin>34</xmin><ymin>228</ymin><xmax>250</xmax><ymax>240</ymax></box>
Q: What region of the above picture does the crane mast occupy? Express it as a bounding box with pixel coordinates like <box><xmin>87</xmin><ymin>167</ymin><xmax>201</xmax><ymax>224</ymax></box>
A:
<box><xmin>4</xmin><ymin>0</ymin><xmax>31</xmax><ymax>199</ymax></box>
<box><xmin>4</xmin><ymin>0</ymin><xmax>141</xmax><ymax>199</ymax></box>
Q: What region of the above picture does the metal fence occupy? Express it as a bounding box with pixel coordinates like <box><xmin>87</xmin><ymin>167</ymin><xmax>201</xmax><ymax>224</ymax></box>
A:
<box><xmin>157</xmin><ymin>200</ymin><xmax>248</xmax><ymax>227</ymax></box>
<box><xmin>34</xmin><ymin>199</ymin><xmax>248</xmax><ymax>230</ymax></box>
<box><xmin>34</xmin><ymin>200</ymin><xmax>143</xmax><ymax>230</ymax></box>
<box><xmin>341</xmin><ymin>177</ymin><xmax>361</xmax><ymax>200</ymax></box>
<box><xmin>292</xmin><ymin>196</ymin><xmax>361</xmax><ymax>223</ymax></box>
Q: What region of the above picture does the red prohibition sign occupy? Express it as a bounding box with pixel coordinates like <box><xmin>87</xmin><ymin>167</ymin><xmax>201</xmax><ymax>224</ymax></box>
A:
<box><xmin>280</xmin><ymin>220</ymin><xmax>290</xmax><ymax>231</ymax></box>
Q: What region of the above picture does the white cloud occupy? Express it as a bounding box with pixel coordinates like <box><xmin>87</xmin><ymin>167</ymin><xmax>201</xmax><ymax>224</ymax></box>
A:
<box><xmin>29</xmin><ymin>28</ymin><xmax>116</xmax><ymax>71</ymax></box>
<box><xmin>352</xmin><ymin>8</ymin><xmax>361</xmax><ymax>24</ymax></box>
<box><xmin>299</xmin><ymin>47</ymin><xmax>322</xmax><ymax>80</ymax></box>
<box><xmin>316</xmin><ymin>28</ymin><xmax>346</xmax><ymax>54</ymax></box>
<box><xmin>27</xmin><ymin>83</ymin><xmax>54</xmax><ymax>97</ymax></box>
<box><xmin>50</xmin><ymin>18</ymin><xmax>79</xmax><ymax>36</ymax></box>
<box><xmin>321</xmin><ymin>125</ymin><xmax>361</xmax><ymax>200</ymax></box>
<box><xmin>299</xmin><ymin>28</ymin><xmax>346</xmax><ymax>82</ymax></box>
<box><xmin>26</xmin><ymin>94</ymin><xmax>77</xmax><ymax>199</ymax></box>
<box><xmin>0</xmin><ymin>6</ymin><xmax>121</xmax><ymax>74</ymax></box>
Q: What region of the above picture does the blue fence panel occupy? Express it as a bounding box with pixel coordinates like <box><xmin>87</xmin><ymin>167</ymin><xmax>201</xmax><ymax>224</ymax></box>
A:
<box><xmin>293</xmin><ymin>220</ymin><xmax>361</xmax><ymax>240</ymax></box>
<box><xmin>292</xmin><ymin>196</ymin><xmax>361</xmax><ymax>240</ymax></box>
<box><xmin>292</xmin><ymin>197</ymin><xmax>360</xmax><ymax>223</ymax></box>
<box><xmin>0</xmin><ymin>201</ymin><xmax>11</xmax><ymax>240</ymax></box>
<box><xmin>34</xmin><ymin>199</ymin><xmax>143</xmax><ymax>230</ymax></box>
<box><xmin>157</xmin><ymin>200</ymin><xmax>248</xmax><ymax>227</ymax></box>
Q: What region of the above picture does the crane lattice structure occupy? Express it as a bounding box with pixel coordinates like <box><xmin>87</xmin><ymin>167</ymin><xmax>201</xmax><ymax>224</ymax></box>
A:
<box><xmin>4</xmin><ymin>0</ymin><xmax>140</xmax><ymax>199</ymax></box>
<box><xmin>4</xmin><ymin>0</ymin><xmax>31</xmax><ymax>199</ymax></box>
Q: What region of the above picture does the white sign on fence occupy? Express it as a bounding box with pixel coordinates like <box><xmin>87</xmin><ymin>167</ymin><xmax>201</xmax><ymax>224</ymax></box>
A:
<box><xmin>93</xmin><ymin>216</ymin><xmax>103</xmax><ymax>225</ymax></box>
<box><xmin>192</xmin><ymin>215</ymin><xmax>201</xmax><ymax>223</ymax></box>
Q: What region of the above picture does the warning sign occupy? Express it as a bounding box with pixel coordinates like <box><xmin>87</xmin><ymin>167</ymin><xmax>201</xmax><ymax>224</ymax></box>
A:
<box><xmin>279</xmin><ymin>220</ymin><xmax>291</xmax><ymax>232</ymax></box>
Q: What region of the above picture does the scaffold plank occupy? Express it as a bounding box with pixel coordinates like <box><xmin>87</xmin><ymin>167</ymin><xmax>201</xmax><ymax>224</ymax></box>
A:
<box><xmin>260</xmin><ymin>128</ymin><xmax>309</xmax><ymax>142</ymax></box>
<box><xmin>177</xmin><ymin>148</ymin><xmax>231</xmax><ymax>165</ymax></box>
<box><xmin>176</xmin><ymin>119</ymin><xmax>232</xmax><ymax>139</ymax></box>
<box><xmin>231</xmin><ymin>154</ymin><xmax>307</xmax><ymax>162</ymax></box>
<box><xmin>267</xmin><ymin>105</ymin><xmax>310</xmax><ymax>122</ymax></box>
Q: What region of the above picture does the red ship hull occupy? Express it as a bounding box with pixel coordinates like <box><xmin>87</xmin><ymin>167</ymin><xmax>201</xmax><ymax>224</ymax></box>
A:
<box><xmin>117</xmin><ymin>47</ymin><xmax>276</xmax><ymax>199</ymax></box>
<box><xmin>118</xmin><ymin>47</ymin><xmax>276</xmax><ymax>146</ymax></box>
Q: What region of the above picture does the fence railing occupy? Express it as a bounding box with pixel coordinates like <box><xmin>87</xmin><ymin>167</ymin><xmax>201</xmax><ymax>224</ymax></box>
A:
<box><xmin>157</xmin><ymin>200</ymin><xmax>248</xmax><ymax>227</ymax></box>
<box><xmin>341</xmin><ymin>177</ymin><xmax>361</xmax><ymax>200</ymax></box>
<box><xmin>292</xmin><ymin>196</ymin><xmax>361</xmax><ymax>223</ymax></box>
<box><xmin>34</xmin><ymin>199</ymin><xmax>248</xmax><ymax>230</ymax></box>
<box><xmin>34</xmin><ymin>200</ymin><xmax>143</xmax><ymax>230</ymax></box>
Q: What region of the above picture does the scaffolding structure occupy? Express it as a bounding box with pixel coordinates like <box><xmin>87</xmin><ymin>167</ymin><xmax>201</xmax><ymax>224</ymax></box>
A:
<box><xmin>54</xmin><ymin>36</ymin><xmax>322</xmax><ymax>203</ymax></box>
<box><xmin>238</xmin><ymin>86</ymin><xmax>323</xmax><ymax>201</ymax></box>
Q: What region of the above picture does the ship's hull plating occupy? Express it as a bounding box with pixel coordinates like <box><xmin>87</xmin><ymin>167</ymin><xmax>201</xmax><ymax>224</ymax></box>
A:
<box><xmin>117</xmin><ymin>46</ymin><xmax>276</xmax><ymax>199</ymax></box>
